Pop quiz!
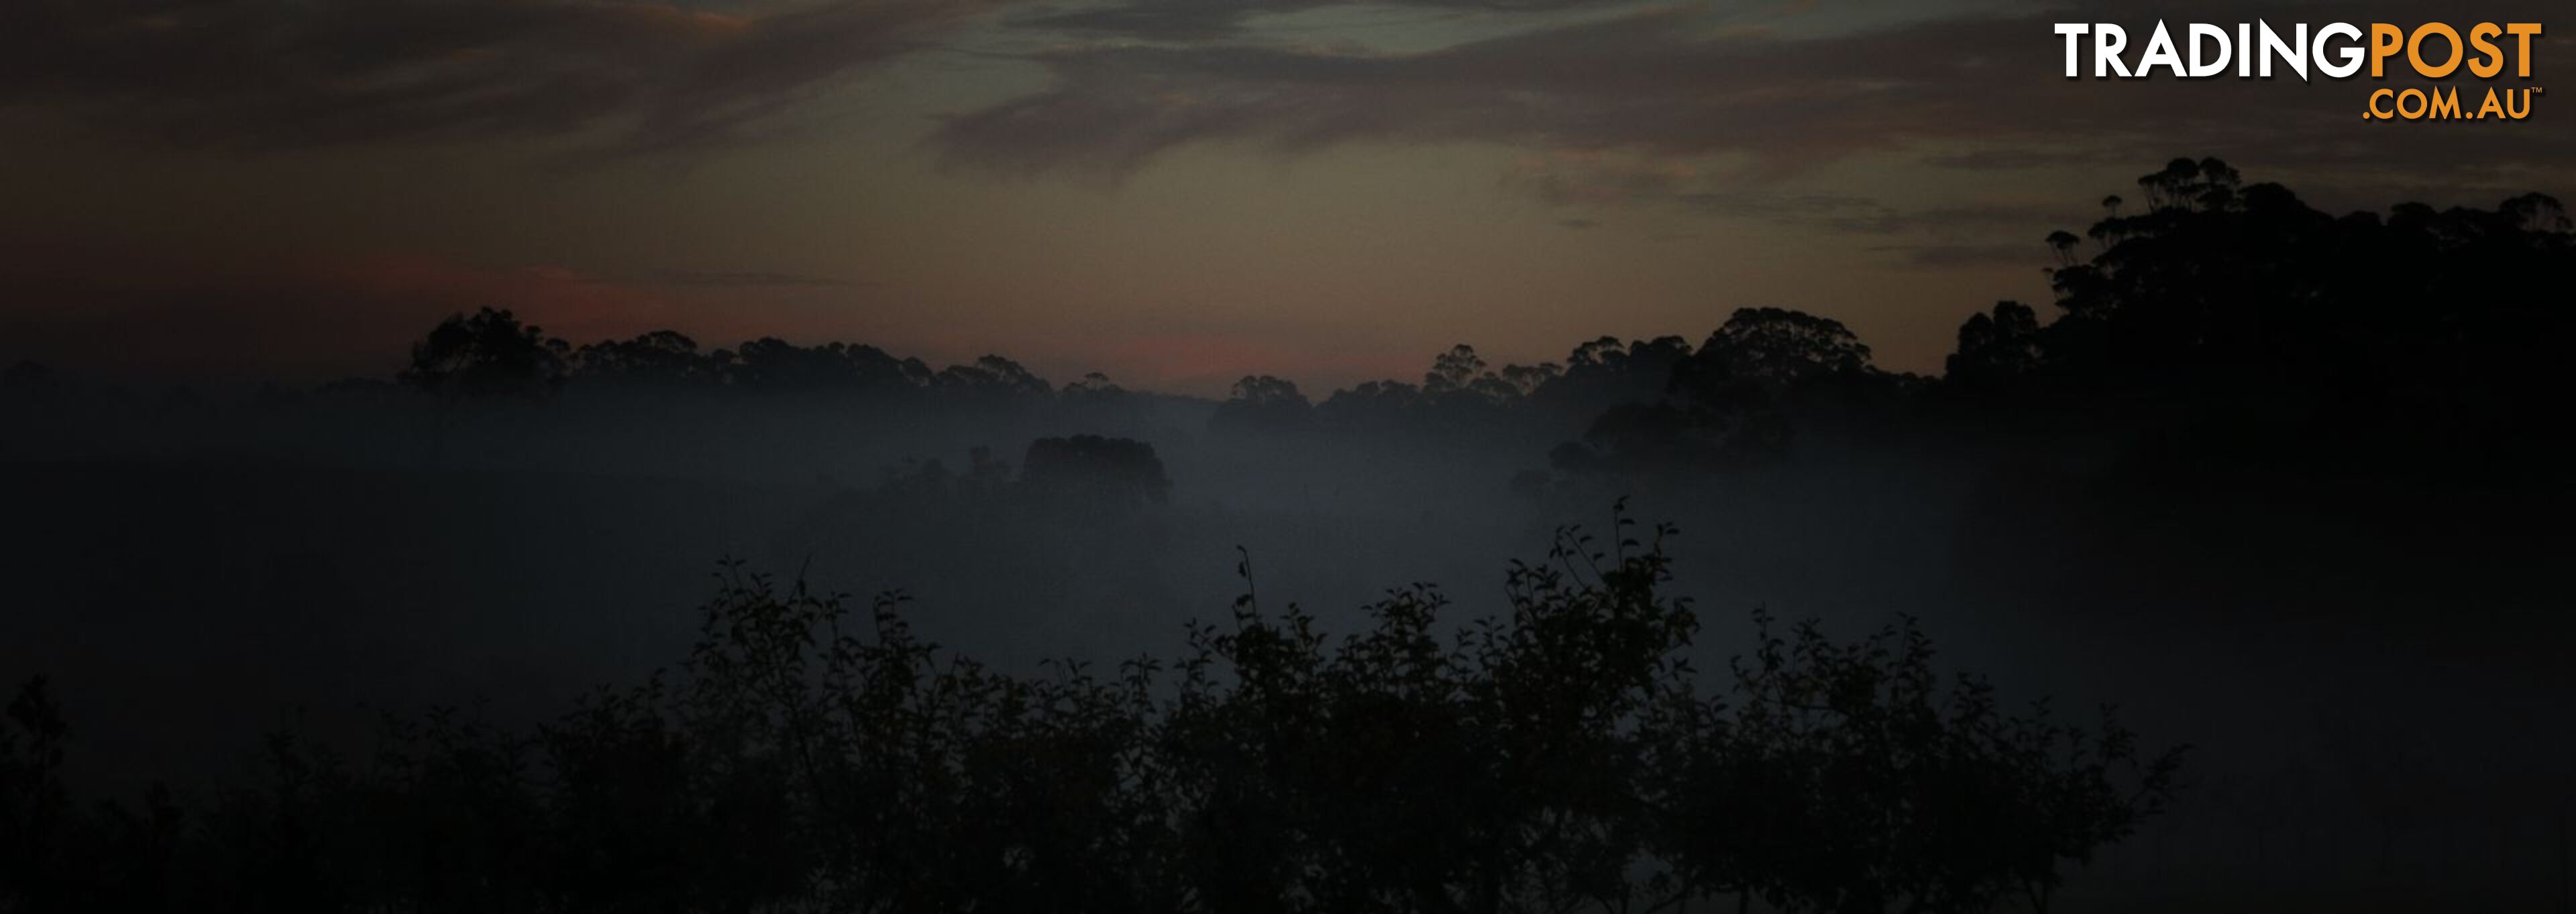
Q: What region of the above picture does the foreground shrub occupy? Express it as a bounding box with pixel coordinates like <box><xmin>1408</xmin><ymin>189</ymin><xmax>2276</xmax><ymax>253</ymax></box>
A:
<box><xmin>1</xmin><ymin>511</ymin><xmax>2178</xmax><ymax>913</ymax></box>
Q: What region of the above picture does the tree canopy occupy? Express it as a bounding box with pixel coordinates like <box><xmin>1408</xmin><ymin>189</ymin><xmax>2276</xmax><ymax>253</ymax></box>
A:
<box><xmin>0</xmin><ymin>518</ymin><xmax>2177</xmax><ymax>913</ymax></box>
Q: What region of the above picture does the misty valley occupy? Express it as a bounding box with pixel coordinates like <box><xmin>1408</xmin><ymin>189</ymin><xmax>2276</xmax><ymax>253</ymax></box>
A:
<box><xmin>5</xmin><ymin>160</ymin><xmax>2574</xmax><ymax>911</ymax></box>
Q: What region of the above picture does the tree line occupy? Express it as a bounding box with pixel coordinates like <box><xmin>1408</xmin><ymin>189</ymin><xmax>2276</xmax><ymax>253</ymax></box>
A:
<box><xmin>331</xmin><ymin>156</ymin><xmax>2574</xmax><ymax>482</ymax></box>
<box><xmin>8</xmin><ymin>156</ymin><xmax>2563</xmax><ymax>483</ymax></box>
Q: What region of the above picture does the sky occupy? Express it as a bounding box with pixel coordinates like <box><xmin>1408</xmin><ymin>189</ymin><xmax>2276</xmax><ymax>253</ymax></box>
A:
<box><xmin>1</xmin><ymin>0</ymin><xmax>2567</xmax><ymax>395</ymax></box>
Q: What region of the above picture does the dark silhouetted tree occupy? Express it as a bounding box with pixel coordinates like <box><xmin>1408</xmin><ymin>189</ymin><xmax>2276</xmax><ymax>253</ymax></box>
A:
<box><xmin>1947</xmin><ymin>157</ymin><xmax>2576</xmax><ymax>477</ymax></box>
<box><xmin>934</xmin><ymin>355</ymin><xmax>1052</xmax><ymax>400</ymax></box>
<box><xmin>1945</xmin><ymin>301</ymin><xmax>2042</xmax><ymax>389</ymax></box>
<box><xmin>399</xmin><ymin>308</ymin><xmax>570</xmax><ymax>399</ymax></box>
<box><xmin>1529</xmin><ymin>336</ymin><xmax>1695</xmax><ymax>419</ymax></box>
<box><xmin>1317</xmin><ymin>379</ymin><xmax>1425</xmax><ymax>430</ymax></box>
<box><xmin>1688</xmin><ymin>307</ymin><xmax>1876</xmax><ymax>394</ymax></box>
<box><xmin>2046</xmin><ymin>230</ymin><xmax>2081</xmax><ymax>266</ymax></box>
<box><xmin>1061</xmin><ymin>371</ymin><xmax>1127</xmax><ymax>403</ymax></box>
<box><xmin>1020</xmin><ymin>434</ymin><xmax>1172</xmax><ymax>507</ymax></box>
<box><xmin>719</xmin><ymin>338</ymin><xmax>929</xmax><ymax>393</ymax></box>
<box><xmin>571</xmin><ymin>330</ymin><xmax>715</xmax><ymax>387</ymax></box>
<box><xmin>1423</xmin><ymin>344</ymin><xmax>1487</xmax><ymax>397</ymax></box>
<box><xmin>1212</xmin><ymin>374</ymin><xmax>1315</xmax><ymax>432</ymax></box>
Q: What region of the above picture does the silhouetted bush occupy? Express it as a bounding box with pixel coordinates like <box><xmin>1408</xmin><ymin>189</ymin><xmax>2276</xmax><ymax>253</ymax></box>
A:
<box><xmin>1943</xmin><ymin>158</ymin><xmax>2576</xmax><ymax>477</ymax></box>
<box><xmin>1020</xmin><ymin>434</ymin><xmax>1172</xmax><ymax>508</ymax></box>
<box><xmin>1210</xmin><ymin>375</ymin><xmax>1315</xmax><ymax>434</ymax></box>
<box><xmin>402</xmin><ymin>308</ymin><xmax>571</xmax><ymax>399</ymax></box>
<box><xmin>0</xmin><ymin>513</ymin><xmax>2178</xmax><ymax>913</ymax></box>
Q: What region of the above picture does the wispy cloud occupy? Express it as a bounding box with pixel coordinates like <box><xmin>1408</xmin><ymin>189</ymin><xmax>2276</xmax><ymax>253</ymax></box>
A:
<box><xmin>634</xmin><ymin>268</ymin><xmax>861</xmax><ymax>289</ymax></box>
<box><xmin>0</xmin><ymin>0</ymin><xmax>998</xmax><ymax>154</ymax></box>
<box><xmin>934</xmin><ymin>0</ymin><xmax>2575</xmax><ymax>199</ymax></box>
<box><xmin>1866</xmin><ymin>242</ymin><xmax>2050</xmax><ymax>270</ymax></box>
<box><xmin>1022</xmin><ymin>0</ymin><xmax>1638</xmax><ymax>42</ymax></box>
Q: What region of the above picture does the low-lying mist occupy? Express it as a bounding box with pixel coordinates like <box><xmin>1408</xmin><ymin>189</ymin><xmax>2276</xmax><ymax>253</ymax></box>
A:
<box><xmin>7</xmin><ymin>159</ymin><xmax>2573</xmax><ymax>909</ymax></box>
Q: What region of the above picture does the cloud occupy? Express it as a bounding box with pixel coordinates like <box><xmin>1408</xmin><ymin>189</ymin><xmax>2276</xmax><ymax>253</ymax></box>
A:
<box><xmin>17</xmin><ymin>0</ymin><xmax>2565</xmax><ymax>191</ymax></box>
<box><xmin>633</xmin><ymin>268</ymin><xmax>859</xmax><ymax>289</ymax></box>
<box><xmin>1502</xmin><ymin>148</ymin><xmax>2076</xmax><ymax>234</ymax></box>
<box><xmin>935</xmin><ymin>1</ymin><xmax>2576</xmax><ymax>199</ymax></box>
<box><xmin>1865</xmin><ymin>242</ymin><xmax>2049</xmax><ymax>269</ymax></box>
<box><xmin>1023</xmin><ymin>0</ymin><xmax>1635</xmax><ymax>42</ymax></box>
<box><xmin>0</xmin><ymin>0</ymin><xmax>996</xmax><ymax>153</ymax></box>
<box><xmin>933</xmin><ymin>9</ymin><xmax>2076</xmax><ymax>176</ymax></box>
<box><xmin>1917</xmin><ymin>148</ymin><xmax>2109</xmax><ymax>171</ymax></box>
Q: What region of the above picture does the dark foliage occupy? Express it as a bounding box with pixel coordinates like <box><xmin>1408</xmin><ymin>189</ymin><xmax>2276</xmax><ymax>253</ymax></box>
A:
<box><xmin>1986</xmin><ymin>158</ymin><xmax>2575</xmax><ymax>478</ymax></box>
<box><xmin>400</xmin><ymin>308</ymin><xmax>570</xmax><ymax>399</ymax></box>
<box><xmin>1210</xmin><ymin>375</ymin><xmax>1314</xmax><ymax>434</ymax></box>
<box><xmin>0</xmin><ymin>517</ymin><xmax>2176</xmax><ymax>913</ymax></box>
<box><xmin>1537</xmin><ymin>160</ymin><xmax>2575</xmax><ymax>483</ymax></box>
<box><xmin>15</xmin><ymin>158</ymin><xmax>2566</xmax><ymax>490</ymax></box>
<box><xmin>1020</xmin><ymin>434</ymin><xmax>1173</xmax><ymax>508</ymax></box>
